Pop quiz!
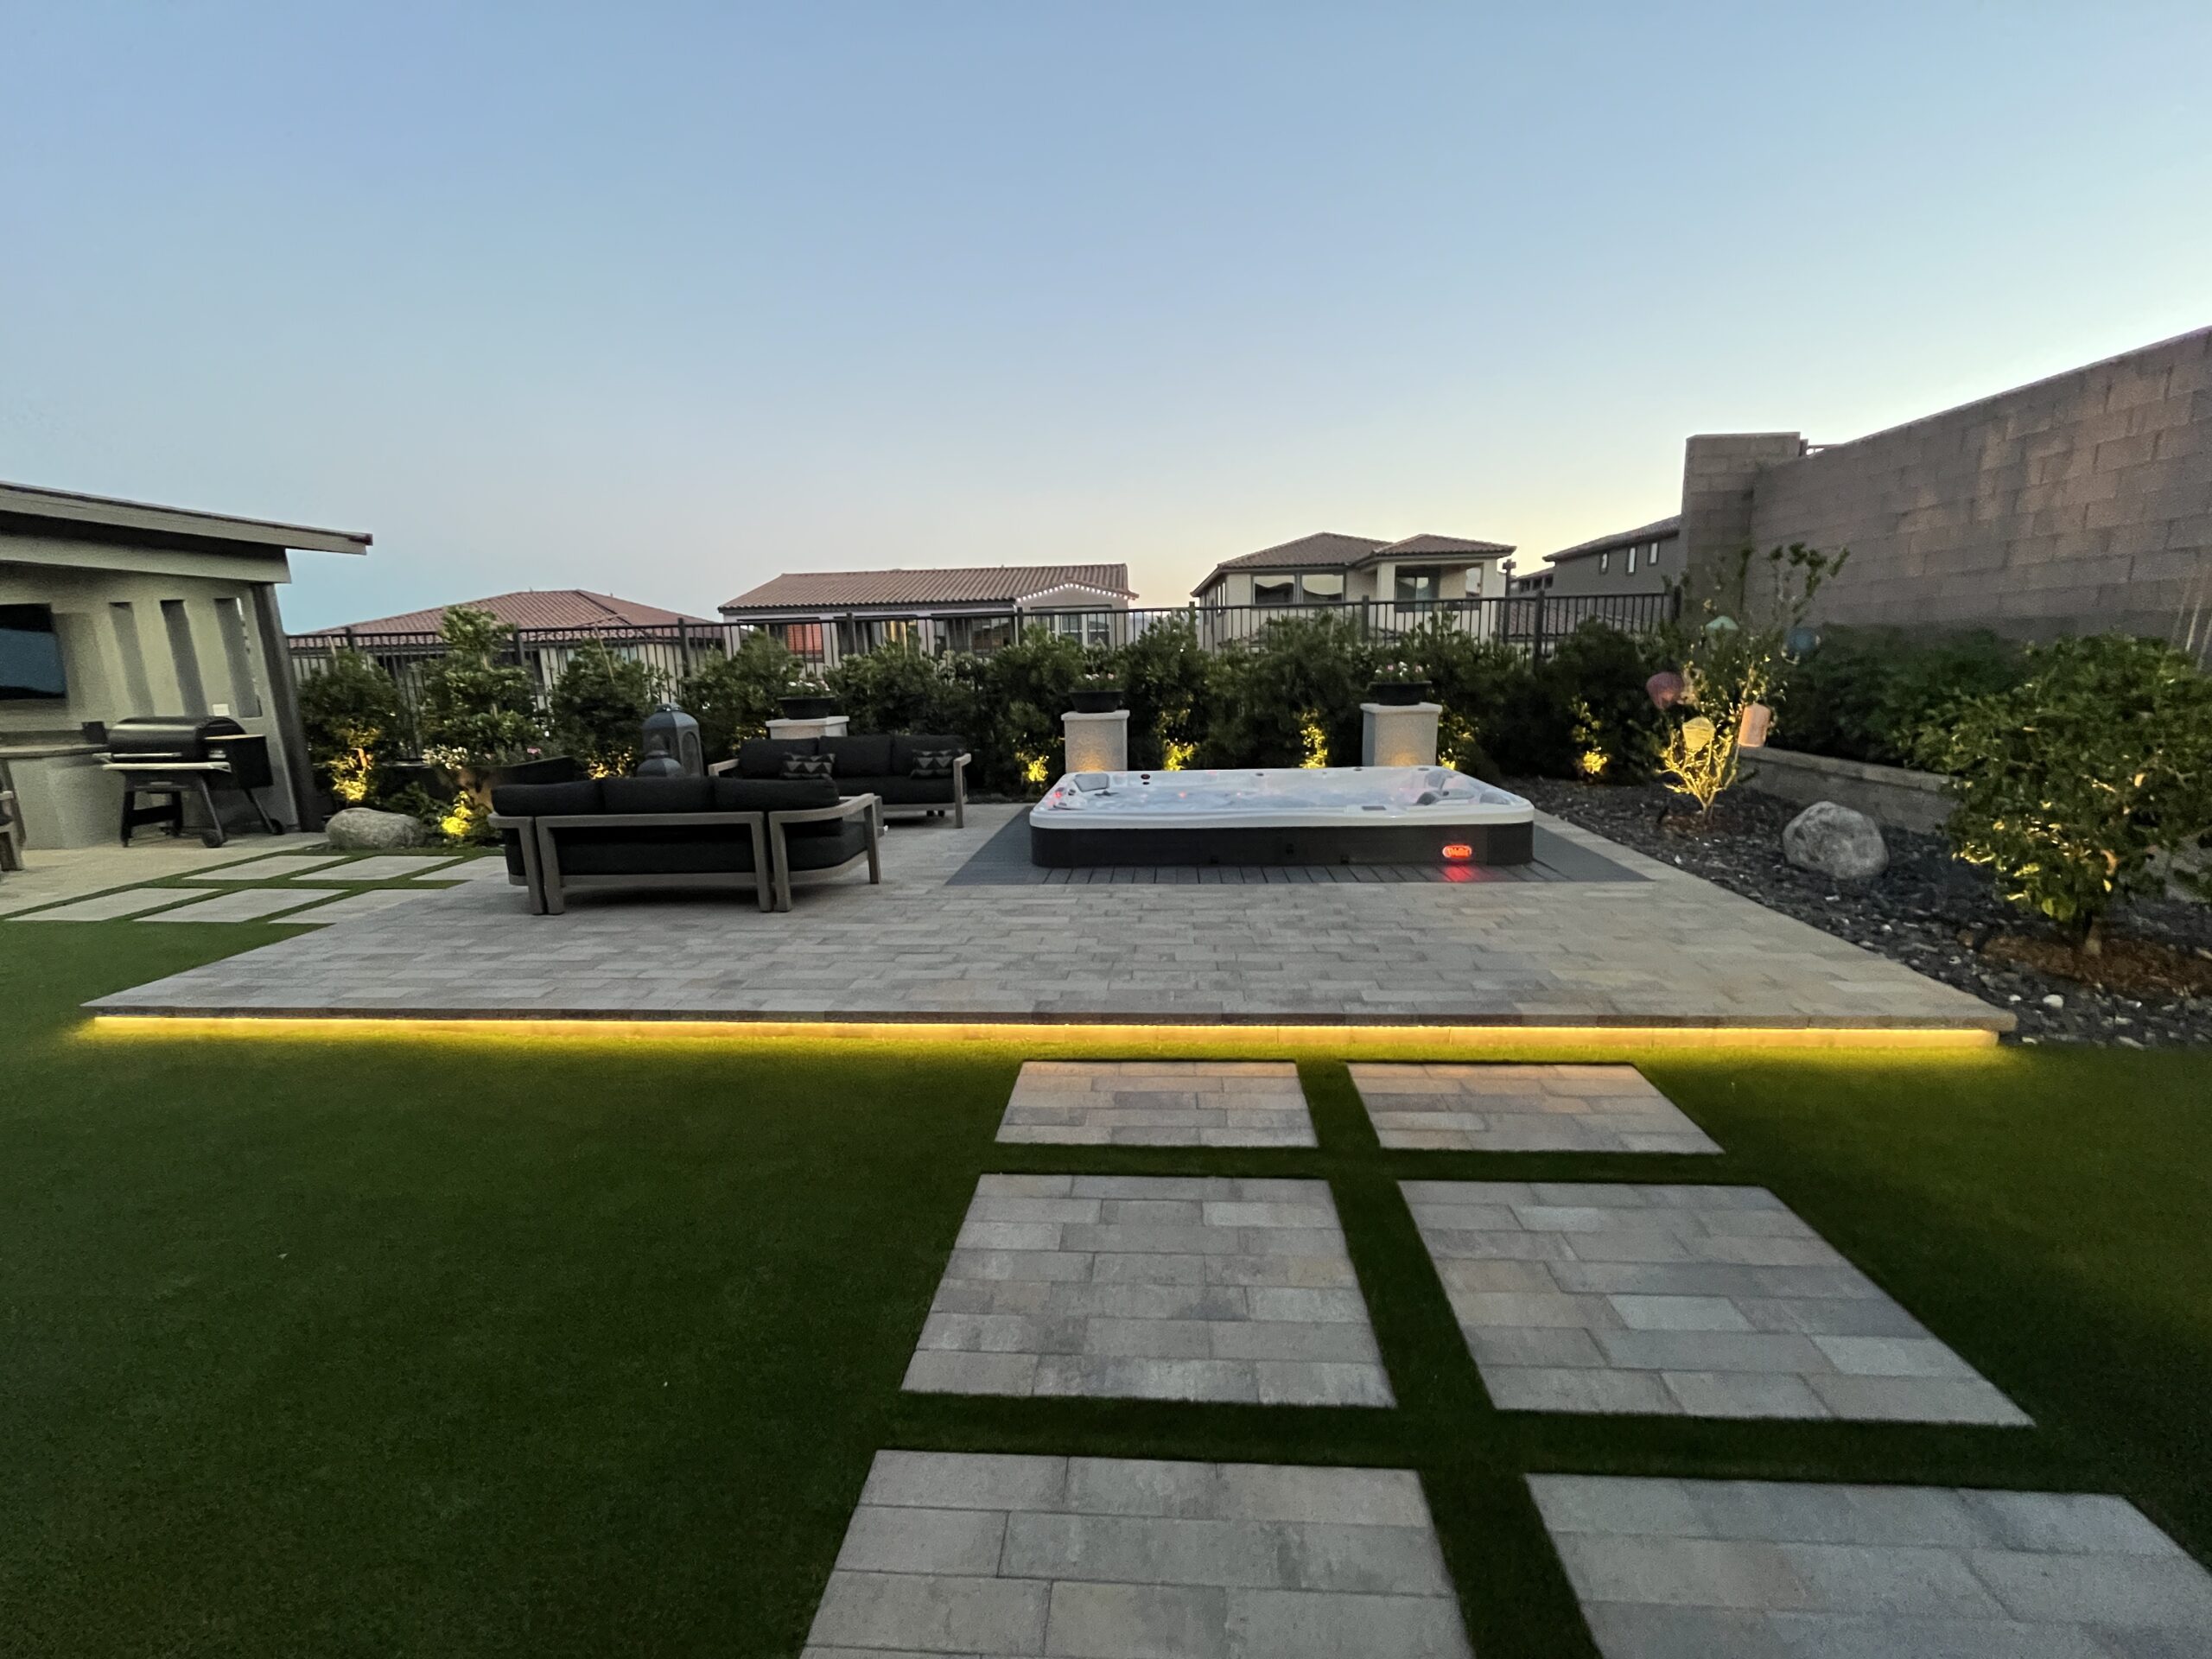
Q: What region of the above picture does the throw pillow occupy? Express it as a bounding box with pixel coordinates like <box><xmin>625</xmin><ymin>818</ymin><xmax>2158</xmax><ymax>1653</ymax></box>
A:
<box><xmin>909</xmin><ymin>747</ymin><xmax>958</xmax><ymax>779</ymax></box>
<box><xmin>781</xmin><ymin>753</ymin><xmax>836</xmax><ymax>780</ymax></box>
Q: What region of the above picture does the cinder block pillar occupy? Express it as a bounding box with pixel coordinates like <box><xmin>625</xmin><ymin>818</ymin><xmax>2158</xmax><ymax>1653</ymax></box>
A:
<box><xmin>766</xmin><ymin>714</ymin><xmax>850</xmax><ymax>741</ymax></box>
<box><xmin>1361</xmin><ymin>702</ymin><xmax>1441</xmax><ymax>767</ymax></box>
<box><xmin>1062</xmin><ymin>709</ymin><xmax>1130</xmax><ymax>773</ymax></box>
<box><xmin>1680</xmin><ymin>432</ymin><xmax>1804</xmax><ymax>612</ymax></box>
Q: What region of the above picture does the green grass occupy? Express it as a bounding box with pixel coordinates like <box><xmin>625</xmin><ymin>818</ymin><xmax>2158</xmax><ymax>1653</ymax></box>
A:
<box><xmin>2</xmin><ymin>920</ymin><xmax>2208</xmax><ymax>1655</ymax></box>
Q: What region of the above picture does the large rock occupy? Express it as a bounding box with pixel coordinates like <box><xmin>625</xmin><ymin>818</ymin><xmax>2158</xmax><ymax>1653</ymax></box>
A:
<box><xmin>324</xmin><ymin>806</ymin><xmax>430</xmax><ymax>850</ymax></box>
<box><xmin>1783</xmin><ymin>800</ymin><xmax>1888</xmax><ymax>881</ymax></box>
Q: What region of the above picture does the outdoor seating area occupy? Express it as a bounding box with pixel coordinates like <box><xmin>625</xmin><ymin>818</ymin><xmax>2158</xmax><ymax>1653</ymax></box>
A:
<box><xmin>711</xmin><ymin>733</ymin><xmax>971</xmax><ymax>825</ymax></box>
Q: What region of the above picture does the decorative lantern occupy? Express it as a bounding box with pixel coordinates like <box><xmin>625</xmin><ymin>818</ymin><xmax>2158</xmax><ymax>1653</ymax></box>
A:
<box><xmin>1645</xmin><ymin>670</ymin><xmax>1686</xmax><ymax>711</ymax></box>
<box><xmin>1738</xmin><ymin>702</ymin><xmax>1772</xmax><ymax>749</ymax></box>
<box><xmin>634</xmin><ymin>701</ymin><xmax>704</xmax><ymax>777</ymax></box>
<box><xmin>1681</xmin><ymin>715</ymin><xmax>1717</xmax><ymax>753</ymax></box>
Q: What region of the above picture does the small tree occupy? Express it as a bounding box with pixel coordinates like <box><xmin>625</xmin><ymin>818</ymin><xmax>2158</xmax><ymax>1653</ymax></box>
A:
<box><xmin>1114</xmin><ymin>615</ymin><xmax>1217</xmax><ymax>771</ymax></box>
<box><xmin>1916</xmin><ymin>635</ymin><xmax>2212</xmax><ymax>950</ymax></box>
<box><xmin>679</xmin><ymin>632</ymin><xmax>798</xmax><ymax>760</ymax></box>
<box><xmin>548</xmin><ymin>640</ymin><xmax>657</xmax><ymax>778</ymax></box>
<box><xmin>416</xmin><ymin>606</ymin><xmax>540</xmax><ymax>839</ymax></box>
<box><xmin>1655</xmin><ymin>543</ymin><xmax>1845</xmax><ymax>817</ymax></box>
<box><xmin>296</xmin><ymin>649</ymin><xmax>405</xmax><ymax>804</ymax></box>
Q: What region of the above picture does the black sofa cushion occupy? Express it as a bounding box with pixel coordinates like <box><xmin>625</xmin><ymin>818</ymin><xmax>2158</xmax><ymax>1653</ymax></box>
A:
<box><xmin>736</xmin><ymin>737</ymin><xmax>819</xmax><ymax>779</ymax></box>
<box><xmin>782</xmin><ymin>818</ymin><xmax>871</xmax><ymax>871</ymax></box>
<box><xmin>868</xmin><ymin>775</ymin><xmax>959</xmax><ymax>806</ymax></box>
<box><xmin>711</xmin><ymin>777</ymin><xmax>839</xmax><ymax>813</ymax></box>
<box><xmin>601</xmin><ymin>776</ymin><xmax>715</xmax><ymax>815</ymax></box>
<box><xmin>889</xmin><ymin>734</ymin><xmax>966</xmax><ymax>774</ymax></box>
<box><xmin>492</xmin><ymin>779</ymin><xmax>603</xmax><ymax>817</ymax></box>
<box><xmin>822</xmin><ymin>734</ymin><xmax>894</xmax><ymax>778</ymax></box>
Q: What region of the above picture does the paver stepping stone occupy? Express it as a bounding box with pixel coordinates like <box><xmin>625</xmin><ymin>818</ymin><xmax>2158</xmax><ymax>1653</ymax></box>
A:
<box><xmin>143</xmin><ymin>887</ymin><xmax>342</xmax><ymax>923</ymax></box>
<box><xmin>434</xmin><ymin>856</ymin><xmax>510</xmax><ymax>880</ymax></box>
<box><xmin>996</xmin><ymin>1060</ymin><xmax>1317</xmax><ymax>1147</ymax></box>
<box><xmin>184</xmin><ymin>854</ymin><xmax>347</xmax><ymax>881</ymax></box>
<box><xmin>804</xmin><ymin>1451</ymin><xmax>1473</xmax><ymax>1658</ymax></box>
<box><xmin>1402</xmin><ymin>1181</ymin><xmax>2029</xmax><ymax>1424</ymax></box>
<box><xmin>289</xmin><ymin>888</ymin><xmax>444</xmax><ymax>924</ymax></box>
<box><xmin>313</xmin><ymin>855</ymin><xmax>461</xmax><ymax>881</ymax></box>
<box><xmin>1354</xmin><ymin>1063</ymin><xmax>1720</xmax><ymax>1154</ymax></box>
<box><xmin>1530</xmin><ymin>1474</ymin><xmax>2212</xmax><ymax>1656</ymax></box>
<box><xmin>13</xmin><ymin>887</ymin><xmax>205</xmax><ymax>922</ymax></box>
<box><xmin>905</xmin><ymin>1175</ymin><xmax>1393</xmax><ymax>1405</ymax></box>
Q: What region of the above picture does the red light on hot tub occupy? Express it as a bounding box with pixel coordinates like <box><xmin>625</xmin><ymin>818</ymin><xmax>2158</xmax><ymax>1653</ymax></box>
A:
<box><xmin>1441</xmin><ymin>842</ymin><xmax>1473</xmax><ymax>861</ymax></box>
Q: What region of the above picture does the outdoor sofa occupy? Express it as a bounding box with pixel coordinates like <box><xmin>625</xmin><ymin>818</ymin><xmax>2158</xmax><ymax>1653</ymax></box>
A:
<box><xmin>488</xmin><ymin>775</ymin><xmax>880</xmax><ymax>915</ymax></box>
<box><xmin>709</xmin><ymin>733</ymin><xmax>971</xmax><ymax>827</ymax></box>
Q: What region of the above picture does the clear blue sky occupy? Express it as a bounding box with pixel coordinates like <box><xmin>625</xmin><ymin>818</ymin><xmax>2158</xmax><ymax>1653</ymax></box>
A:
<box><xmin>3</xmin><ymin>2</ymin><xmax>2206</xmax><ymax>628</ymax></box>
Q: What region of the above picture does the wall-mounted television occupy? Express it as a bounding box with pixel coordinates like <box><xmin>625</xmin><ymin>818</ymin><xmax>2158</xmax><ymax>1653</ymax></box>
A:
<box><xmin>0</xmin><ymin>604</ymin><xmax>68</xmax><ymax>700</ymax></box>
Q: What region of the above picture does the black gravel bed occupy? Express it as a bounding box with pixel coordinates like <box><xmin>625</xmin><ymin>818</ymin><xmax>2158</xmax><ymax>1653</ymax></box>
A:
<box><xmin>1515</xmin><ymin>779</ymin><xmax>2212</xmax><ymax>1048</ymax></box>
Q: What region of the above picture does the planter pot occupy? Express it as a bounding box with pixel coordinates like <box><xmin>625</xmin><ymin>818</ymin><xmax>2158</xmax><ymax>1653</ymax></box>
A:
<box><xmin>489</xmin><ymin>755</ymin><xmax>582</xmax><ymax>787</ymax></box>
<box><xmin>779</xmin><ymin>695</ymin><xmax>840</xmax><ymax>721</ymax></box>
<box><xmin>1070</xmin><ymin>687</ymin><xmax>1126</xmax><ymax>714</ymax></box>
<box><xmin>1368</xmin><ymin>680</ymin><xmax>1433</xmax><ymax>707</ymax></box>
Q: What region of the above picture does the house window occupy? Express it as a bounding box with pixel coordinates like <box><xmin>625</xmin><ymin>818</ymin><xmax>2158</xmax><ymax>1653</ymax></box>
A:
<box><xmin>1626</xmin><ymin>545</ymin><xmax>1638</xmax><ymax>575</ymax></box>
<box><xmin>1394</xmin><ymin>568</ymin><xmax>1441</xmax><ymax>604</ymax></box>
<box><xmin>1300</xmin><ymin>571</ymin><xmax>1344</xmax><ymax>602</ymax></box>
<box><xmin>1253</xmin><ymin>575</ymin><xmax>1296</xmax><ymax>606</ymax></box>
<box><xmin>1599</xmin><ymin>550</ymin><xmax>1610</xmax><ymax>574</ymax></box>
<box><xmin>1045</xmin><ymin>611</ymin><xmax>1113</xmax><ymax>648</ymax></box>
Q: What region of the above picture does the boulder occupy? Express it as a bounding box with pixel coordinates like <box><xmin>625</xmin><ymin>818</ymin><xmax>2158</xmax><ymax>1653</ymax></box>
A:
<box><xmin>323</xmin><ymin>806</ymin><xmax>431</xmax><ymax>850</ymax></box>
<box><xmin>1782</xmin><ymin>800</ymin><xmax>1888</xmax><ymax>881</ymax></box>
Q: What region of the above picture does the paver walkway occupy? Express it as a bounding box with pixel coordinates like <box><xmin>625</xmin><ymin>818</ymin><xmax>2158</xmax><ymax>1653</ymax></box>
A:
<box><xmin>1354</xmin><ymin>1064</ymin><xmax>1721</xmax><ymax>1154</ymax></box>
<box><xmin>996</xmin><ymin>1061</ymin><xmax>1315</xmax><ymax>1147</ymax></box>
<box><xmin>185</xmin><ymin>854</ymin><xmax>347</xmax><ymax>881</ymax></box>
<box><xmin>905</xmin><ymin>1176</ymin><xmax>1392</xmax><ymax>1406</ymax></box>
<box><xmin>804</xmin><ymin>1451</ymin><xmax>1473</xmax><ymax>1658</ymax></box>
<box><xmin>85</xmin><ymin>805</ymin><xmax>2012</xmax><ymax>1031</ymax></box>
<box><xmin>1532</xmin><ymin>1474</ymin><xmax>2212</xmax><ymax>1655</ymax></box>
<box><xmin>144</xmin><ymin>887</ymin><xmax>342</xmax><ymax>923</ymax></box>
<box><xmin>1403</xmin><ymin>1181</ymin><xmax>2029</xmax><ymax>1422</ymax></box>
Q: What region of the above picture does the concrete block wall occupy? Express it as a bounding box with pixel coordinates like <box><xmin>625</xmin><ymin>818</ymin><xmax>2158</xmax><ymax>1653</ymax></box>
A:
<box><xmin>1719</xmin><ymin>327</ymin><xmax>2212</xmax><ymax>657</ymax></box>
<box><xmin>1679</xmin><ymin>434</ymin><xmax>1806</xmax><ymax>610</ymax></box>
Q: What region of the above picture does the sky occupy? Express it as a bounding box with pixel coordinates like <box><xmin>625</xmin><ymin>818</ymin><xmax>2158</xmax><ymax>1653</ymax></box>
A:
<box><xmin>3</xmin><ymin>3</ymin><xmax>2207</xmax><ymax>630</ymax></box>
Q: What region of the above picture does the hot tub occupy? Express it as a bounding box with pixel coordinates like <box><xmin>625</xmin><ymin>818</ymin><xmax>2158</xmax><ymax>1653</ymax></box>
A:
<box><xmin>1028</xmin><ymin>766</ymin><xmax>1535</xmax><ymax>868</ymax></box>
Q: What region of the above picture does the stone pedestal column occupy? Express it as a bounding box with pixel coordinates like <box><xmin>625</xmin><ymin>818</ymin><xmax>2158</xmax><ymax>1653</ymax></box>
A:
<box><xmin>1062</xmin><ymin>709</ymin><xmax>1131</xmax><ymax>773</ymax></box>
<box><xmin>1360</xmin><ymin>702</ymin><xmax>1442</xmax><ymax>768</ymax></box>
<box><xmin>766</xmin><ymin>714</ymin><xmax>851</xmax><ymax>741</ymax></box>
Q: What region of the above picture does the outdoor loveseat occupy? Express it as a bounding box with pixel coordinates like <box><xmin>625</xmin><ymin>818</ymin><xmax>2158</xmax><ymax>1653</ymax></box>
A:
<box><xmin>489</xmin><ymin>775</ymin><xmax>880</xmax><ymax>915</ymax></box>
<box><xmin>709</xmin><ymin>733</ymin><xmax>971</xmax><ymax>827</ymax></box>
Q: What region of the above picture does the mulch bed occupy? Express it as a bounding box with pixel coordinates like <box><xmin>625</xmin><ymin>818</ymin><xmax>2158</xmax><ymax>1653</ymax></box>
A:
<box><xmin>1514</xmin><ymin>779</ymin><xmax>2212</xmax><ymax>1048</ymax></box>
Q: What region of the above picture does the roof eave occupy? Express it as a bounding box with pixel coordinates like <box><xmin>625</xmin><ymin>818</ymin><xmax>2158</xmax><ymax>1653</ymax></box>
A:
<box><xmin>0</xmin><ymin>481</ymin><xmax>371</xmax><ymax>555</ymax></box>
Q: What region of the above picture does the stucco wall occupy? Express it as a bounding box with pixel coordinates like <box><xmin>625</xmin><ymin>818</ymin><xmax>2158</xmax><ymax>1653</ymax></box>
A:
<box><xmin>1712</xmin><ymin>328</ymin><xmax>2212</xmax><ymax>653</ymax></box>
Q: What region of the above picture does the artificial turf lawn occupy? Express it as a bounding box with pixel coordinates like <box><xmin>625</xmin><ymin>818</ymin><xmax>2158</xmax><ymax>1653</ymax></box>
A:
<box><xmin>2</xmin><ymin>922</ymin><xmax>2208</xmax><ymax>1656</ymax></box>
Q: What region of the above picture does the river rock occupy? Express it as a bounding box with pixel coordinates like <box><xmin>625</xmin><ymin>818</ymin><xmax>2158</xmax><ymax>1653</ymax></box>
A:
<box><xmin>1782</xmin><ymin>800</ymin><xmax>1888</xmax><ymax>881</ymax></box>
<box><xmin>324</xmin><ymin>806</ymin><xmax>430</xmax><ymax>850</ymax></box>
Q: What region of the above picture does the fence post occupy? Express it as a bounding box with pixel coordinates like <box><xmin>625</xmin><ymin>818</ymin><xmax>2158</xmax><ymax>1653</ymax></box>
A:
<box><xmin>1531</xmin><ymin>596</ymin><xmax>1548</xmax><ymax>664</ymax></box>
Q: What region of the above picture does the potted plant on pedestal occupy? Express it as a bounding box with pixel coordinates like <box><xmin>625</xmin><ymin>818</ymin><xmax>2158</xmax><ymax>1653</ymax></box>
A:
<box><xmin>778</xmin><ymin>671</ymin><xmax>839</xmax><ymax>721</ymax></box>
<box><xmin>1368</xmin><ymin>658</ymin><xmax>1433</xmax><ymax>707</ymax></box>
<box><xmin>1070</xmin><ymin>671</ymin><xmax>1125</xmax><ymax>715</ymax></box>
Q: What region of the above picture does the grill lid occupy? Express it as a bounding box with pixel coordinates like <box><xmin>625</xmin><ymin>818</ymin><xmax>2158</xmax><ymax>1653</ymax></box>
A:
<box><xmin>106</xmin><ymin>715</ymin><xmax>249</xmax><ymax>762</ymax></box>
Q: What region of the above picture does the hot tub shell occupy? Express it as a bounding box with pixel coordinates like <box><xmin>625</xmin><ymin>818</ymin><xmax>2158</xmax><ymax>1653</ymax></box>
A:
<box><xmin>1028</xmin><ymin>766</ymin><xmax>1535</xmax><ymax>868</ymax></box>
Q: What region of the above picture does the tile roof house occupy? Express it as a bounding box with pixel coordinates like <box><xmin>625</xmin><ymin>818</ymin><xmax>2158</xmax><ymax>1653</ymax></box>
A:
<box><xmin>1191</xmin><ymin>531</ymin><xmax>1514</xmax><ymax>607</ymax></box>
<box><xmin>296</xmin><ymin>588</ymin><xmax>718</xmax><ymax>639</ymax></box>
<box><xmin>1510</xmin><ymin>517</ymin><xmax>1680</xmax><ymax>599</ymax></box>
<box><xmin>721</xmin><ymin>564</ymin><xmax>1137</xmax><ymax>661</ymax></box>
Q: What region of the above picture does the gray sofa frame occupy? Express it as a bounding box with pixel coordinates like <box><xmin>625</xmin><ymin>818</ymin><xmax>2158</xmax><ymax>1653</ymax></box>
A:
<box><xmin>489</xmin><ymin>794</ymin><xmax>880</xmax><ymax>916</ymax></box>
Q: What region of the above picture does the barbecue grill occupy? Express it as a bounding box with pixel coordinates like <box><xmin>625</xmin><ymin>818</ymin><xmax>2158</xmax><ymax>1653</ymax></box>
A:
<box><xmin>103</xmin><ymin>715</ymin><xmax>282</xmax><ymax>847</ymax></box>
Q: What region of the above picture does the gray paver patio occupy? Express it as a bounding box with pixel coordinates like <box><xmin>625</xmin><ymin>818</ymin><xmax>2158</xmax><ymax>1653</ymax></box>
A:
<box><xmin>804</xmin><ymin>1451</ymin><xmax>1473</xmax><ymax>1659</ymax></box>
<box><xmin>997</xmin><ymin>1060</ymin><xmax>1316</xmax><ymax>1147</ymax></box>
<box><xmin>1531</xmin><ymin>1474</ymin><xmax>2212</xmax><ymax>1656</ymax></box>
<box><xmin>1354</xmin><ymin>1064</ymin><xmax>1721</xmax><ymax>1154</ymax></box>
<box><xmin>184</xmin><ymin>854</ymin><xmax>348</xmax><ymax>881</ymax></box>
<box><xmin>84</xmin><ymin>805</ymin><xmax>2012</xmax><ymax>1031</ymax></box>
<box><xmin>289</xmin><ymin>888</ymin><xmax>448</xmax><ymax>924</ymax></box>
<box><xmin>143</xmin><ymin>887</ymin><xmax>343</xmax><ymax>923</ymax></box>
<box><xmin>905</xmin><ymin>1175</ymin><xmax>1393</xmax><ymax>1406</ymax></box>
<box><xmin>1403</xmin><ymin>1181</ymin><xmax>2029</xmax><ymax>1423</ymax></box>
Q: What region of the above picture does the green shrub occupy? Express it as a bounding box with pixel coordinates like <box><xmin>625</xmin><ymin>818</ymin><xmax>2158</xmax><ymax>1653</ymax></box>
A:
<box><xmin>830</xmin><ymin>646</ymin><xmax>977</xmax><ymax>741</ymax></box>
<box><xmin>296</xmin><ymin>649</ymin><xmax>407</xmax><ymax>804</ymax></box>
<box><xmin>958</xmin><ymin>635</ymin><xmax>1087</xmax><ymax>792</ymax></box>
<box><xmin>678</xmin><ymin>633</ymin><xmax>798</xmax><ymax>760</ymax></box>
<box><xmin>1205</xmin><ymin>614</ymin><xmax>1376</xmax><ymax>769</ymax></box>
<box><xmin>1116</xmin><ymin>616</ymin><xmax>1218</xmax><ymax>771</ymax></box>
<box><xmin>1916</xmin><ymin>635</ymin><xmax>2212</xmax><ymax>944</ymax></box>
<box><xmin>1777</xmin><ymin>627</ymin><xmax>2027</xmax><ymax>766</ymax></box>
<box><xmin>1541</xmin><ymin>622</ymin><xmax>1665</xmax><ymax>784</ymax></box>
<box><xmin>548</xmin><ymin>641</ymin><xmax>658</xmax><ymax>778</ymax></box>
<box><xmin>416</xmin><ymin>607</ymin><xmax>540</xmax><ymax>772</ymax></box>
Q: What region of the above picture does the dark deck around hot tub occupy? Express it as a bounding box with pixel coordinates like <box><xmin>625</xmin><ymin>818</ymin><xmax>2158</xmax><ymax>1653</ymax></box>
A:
<box><xmin>1029</xmin><ymin>815</ymin><xmax>1533</xmax><ymax>868</ymax></box>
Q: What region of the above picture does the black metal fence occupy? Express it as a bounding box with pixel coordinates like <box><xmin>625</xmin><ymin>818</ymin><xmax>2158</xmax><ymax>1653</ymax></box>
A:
<box><xmin>289</xmin><ymin>592</ymin><xmax>1679</xmax><ymax>751</ymax></box>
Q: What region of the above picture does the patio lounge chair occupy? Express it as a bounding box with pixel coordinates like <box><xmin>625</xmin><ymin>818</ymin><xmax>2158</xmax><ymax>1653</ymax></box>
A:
<box><xmin>489</xmin><ymin>775</ymin><xmax>880</xmax><ymax>915</ymax></box>
<box><xmin>710</xmin><ymin>733</ymin><xmax>971</xmax><ymax>827</ymax></box>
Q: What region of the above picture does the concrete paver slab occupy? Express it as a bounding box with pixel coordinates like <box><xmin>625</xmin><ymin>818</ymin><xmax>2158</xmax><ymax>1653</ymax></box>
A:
<box><xmin>314</xmin><ymin>855</ymin><xmax>461</xmax><ymax>881</ymax></box>
<box><xmin>184</xmin><ymin>855</ymin><xmax>347</xmax><ymax>881</ymax></box>
<box><xmin>905</xmin><ymin>1176</ymin><xmax>1393</xmax><ymax>1405</ymax></box>
<box><xmin>1405</xmin><ymin>1182</ymin><xmax>2028</xmax><ymax>1424</ymax></box>
<box><xmin>143</xmin><ymin>887</ymin><xmax>343</xmax><ymax>923</ymax></box>
<box><xmin>804</xmin><ymin>1452</ymin><xmax>1471</xmax><ymax>1658</ymax></box>
<box><xmin>13</xmin><ymin>887</ymin><xmax>206</xmax><ymax>921</ymax></box>
<box><xmin>997</xmin><ymin>1060</ymin><xmax>1317</xmax><ymax>1147</ymax></box>
<box><xmin>1354</xmin><ymin>1063</ymin><xmax>1721</xmax><ymax>1154</ymax></box>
